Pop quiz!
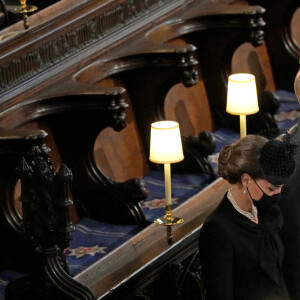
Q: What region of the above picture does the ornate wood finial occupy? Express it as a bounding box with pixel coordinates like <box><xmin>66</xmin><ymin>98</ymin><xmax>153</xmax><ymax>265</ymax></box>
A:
<box><xmin>6</xmin><ymin>144</ymin><xmax>95</xmax><ymax>299</ymax></box>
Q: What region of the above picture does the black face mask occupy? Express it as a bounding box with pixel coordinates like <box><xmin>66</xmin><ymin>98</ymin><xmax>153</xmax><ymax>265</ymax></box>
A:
<box><xmin>247</xmin><ymin>180</ymin><xmax>282</xmax><ymax>210</ymax></box>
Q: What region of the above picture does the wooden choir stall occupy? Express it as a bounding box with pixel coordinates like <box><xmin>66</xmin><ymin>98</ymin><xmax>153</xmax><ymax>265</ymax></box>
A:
<box><xmin>0</xmin><ymin>0</ymin><xmax>299</xmax><ymax>299</ymax></box>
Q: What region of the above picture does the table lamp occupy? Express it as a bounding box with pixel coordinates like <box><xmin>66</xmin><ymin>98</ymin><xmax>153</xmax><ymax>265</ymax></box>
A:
<box><xmin>226</xmin><ymin>73</ymin><xmax>259</xmax><ymax>138</ymax></box>
<box><xmin>149</xmin><ymin>120</ymin><xmax>184</xmax><ymax>244</ymax></box>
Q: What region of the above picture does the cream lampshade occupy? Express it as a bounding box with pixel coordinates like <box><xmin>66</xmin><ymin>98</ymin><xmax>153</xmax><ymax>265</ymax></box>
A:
<box><xmin>226</xmin><ymin>73</ymin><xmax>259</xmax><ymax>138</ymax></box>
<box><xmin>149</xmin><ymin>120</ymin><xmax>184</xmax><ymax>164</ymax></box>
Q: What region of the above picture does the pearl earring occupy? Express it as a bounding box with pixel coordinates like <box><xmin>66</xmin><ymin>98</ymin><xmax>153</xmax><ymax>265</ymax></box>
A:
<box><xmin>243</xmin><ymin>186</ymin><xmax>247</xmax><ymax>194</ymax></box>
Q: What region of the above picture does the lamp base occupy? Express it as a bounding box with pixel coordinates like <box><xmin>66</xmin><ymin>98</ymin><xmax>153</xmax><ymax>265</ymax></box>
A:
<box><xmin>154</xmin><ymin>205</ymin><xmax>184</xmax><ymax>244</ymax></box>
<box><xmin>154</xmin><ymin>216</ymin><xmax>184</xmax><ymax>226</ymax></box>
<box><xmin>7</xmin><ymin>5</ymin><xmax>38</xmax><ymax>14</ymax></box>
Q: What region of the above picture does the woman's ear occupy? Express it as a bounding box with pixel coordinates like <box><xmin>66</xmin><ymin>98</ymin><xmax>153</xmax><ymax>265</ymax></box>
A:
<box><xmin>241</xmin><ymin>173</ymin><xmax>251</xmax><ymax>187</ymax></box>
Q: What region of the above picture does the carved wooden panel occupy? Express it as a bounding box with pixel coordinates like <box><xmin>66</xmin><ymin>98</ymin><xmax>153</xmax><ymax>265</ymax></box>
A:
<box><xmin>248</xmin><ymin>0</ymin><xmax>300</xmax><ymax>91</ymax></box>
<box><xmin>232</xmin><ymin>42</ymin><xmax>276</xmax><ymax>95</ymax></box>
<box><xmin>164</xmin><ymin>38</ymin><xmax>214</xmax><ymax>135</ymax></box>
<box><xmin>94</xmin><ymin>79</ymin><xmax>150</xmax><ymax>182</ymax></box>
<box><xmin>165</xmin><ymin>81</ymin><xmax>214</xmax><ymax>136</ymax></box>
<box><xmin>291</xmin><ymin>7</ymin><xmax>300</xmax><ymax>47</ymax></box>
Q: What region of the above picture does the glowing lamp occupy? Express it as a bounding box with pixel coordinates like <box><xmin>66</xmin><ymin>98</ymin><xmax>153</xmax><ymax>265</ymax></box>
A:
<box><xmin>227</xmin><ymin>73</ymin><xmax>259</xmax><ymax>138</ymax></box>
<box><xmin>149</xmin><ymin>121</ymin><xmax>184</xmax><ymax>244</ymax></box>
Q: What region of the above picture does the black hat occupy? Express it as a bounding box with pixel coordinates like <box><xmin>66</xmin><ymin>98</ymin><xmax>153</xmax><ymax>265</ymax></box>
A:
<box><xmin>259</xmin><ymin>139</ymin><xmax>296</xmax><ymax>185</ymax></box>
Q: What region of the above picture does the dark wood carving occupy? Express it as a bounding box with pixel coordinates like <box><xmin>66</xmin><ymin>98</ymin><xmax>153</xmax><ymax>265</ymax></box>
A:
<box><xmin>168</xmin><ymin>251</ymin><xmax>206</xmax><ymax>300</ymax></box>
<box><xmin>174</xmin><ymin>131</ymin><xmax>216</xmax><ymax>181</ymax></box>
<box><xmin>248</xmin><ymin>0</ymin><xmax>300</xmax><ymax>92</ymax></box>
<box><xmin>0</xmin><ymin>87</ymin><xmax>149</xmax><ymax>225</ymax></box>
<box><xmin>0</xmin><ymin>127</ymin><xmax>47</xmax><ymax>272</ymax></box>
<box><xmin>5</xmin><ymin>143</ymin><xmax>95</xmax><ymax>300</ymax></box>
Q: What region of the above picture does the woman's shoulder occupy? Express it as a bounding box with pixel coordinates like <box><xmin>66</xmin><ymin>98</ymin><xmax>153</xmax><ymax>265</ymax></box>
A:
<box><xmin>201</xmin><ymin>197</ymin><xmax>235</xmax><ymax>235</ymax></box>
<box><xmin>205</xmin><ymin>194</ymin><xmax>235</xmax><ymax>222</ymax></box>
<box><xmin>201</xmin><ymin>193</ymin><xmax>255</xmax><ymax>237</ymax></box>
<box><xmin>199</xmin><ymin>201</ymin><xmax>235</xmax><ymax>255</ymax></box>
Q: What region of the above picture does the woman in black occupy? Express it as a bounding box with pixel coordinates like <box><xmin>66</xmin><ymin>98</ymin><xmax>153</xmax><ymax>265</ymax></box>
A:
<box><xmin>199</xmin><ymin>135</ymin><xmax>295</xmax><ymax>300</ymax></box>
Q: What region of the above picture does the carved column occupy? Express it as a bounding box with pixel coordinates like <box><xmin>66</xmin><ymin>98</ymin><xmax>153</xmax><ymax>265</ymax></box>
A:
<box><xmin>5</xmin><ymin>143</ymin><xmax>95</xmax><ymax>300</ymax></box>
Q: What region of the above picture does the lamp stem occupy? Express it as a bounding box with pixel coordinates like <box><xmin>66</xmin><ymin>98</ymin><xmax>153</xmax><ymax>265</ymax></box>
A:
<box><xmin>240</xmin><ymin>114</ymin><xmax>247</xmax><ymax>138</ymax></box>
<box><xmin>165</xmin><ymin>205</ymin><xmax>173</xmax><ymax>244</ymax></box>
<box><xmin>164</xmin><ymin>164</ymin><xmax>173</xmax><ymax>244</ymax></box>
<box><xmin>164</xmin><ymin>163</ymin><xmax>172</xmax><ymax>206</ymax></box>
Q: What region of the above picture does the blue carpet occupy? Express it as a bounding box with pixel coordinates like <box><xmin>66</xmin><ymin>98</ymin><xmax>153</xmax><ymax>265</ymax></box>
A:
<box><xmin>66</xmin><ymin>218</ymin><xmax>143</xmax><ymax>276</ymax></box>
<box><xmin>275</xmin><ymin>89</ymin><xmax>300</xmax><ymax>129</ymax></box>
<box><xmin>141</xmin><ymin>171</ymin><xmax>210</xmax><ymax>223</ymax></box>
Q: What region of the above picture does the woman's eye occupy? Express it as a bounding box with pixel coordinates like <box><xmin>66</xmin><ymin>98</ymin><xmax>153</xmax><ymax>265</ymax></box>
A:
<box><xmin>269</xmin><ymin>186</ymin><xmax>279</xmax><ymax>192</ymax></box>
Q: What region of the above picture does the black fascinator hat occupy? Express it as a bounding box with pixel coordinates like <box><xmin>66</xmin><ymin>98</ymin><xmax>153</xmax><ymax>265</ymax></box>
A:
<box><xmin>259</xmin><ymin>138</ymin><xmax>296</xmax><ymax>185</ymax></box>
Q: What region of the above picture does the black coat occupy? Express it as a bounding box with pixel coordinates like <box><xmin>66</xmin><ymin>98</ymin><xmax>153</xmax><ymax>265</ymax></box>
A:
<box><xmin>279</xmin><ymin>121</ymin><xmax>300</xmax><ymax>300</ymax></box>
<box><xmin>199</xmin><ymin>194</ymin><xmax>289</xmax><ymax>300</ymax></box>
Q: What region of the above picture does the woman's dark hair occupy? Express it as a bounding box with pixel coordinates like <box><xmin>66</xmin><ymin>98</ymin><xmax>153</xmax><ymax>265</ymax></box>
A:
<box><xmin>218</xmin><ymin>135</ymin><xmax>268</xmax><ymax>184</ymax></box>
